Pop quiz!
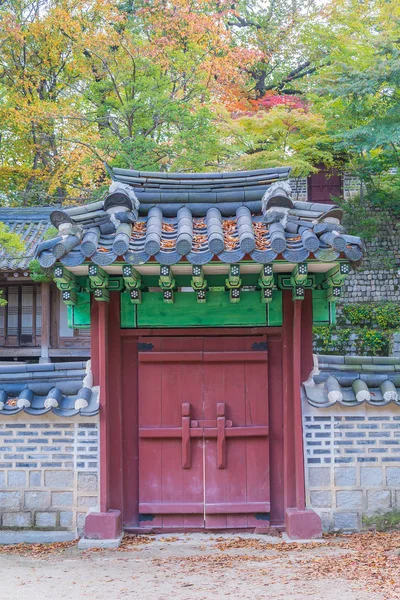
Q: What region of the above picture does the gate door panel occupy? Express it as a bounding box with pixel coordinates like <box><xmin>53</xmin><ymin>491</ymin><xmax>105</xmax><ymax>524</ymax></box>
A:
<box><xmin>203</xmin><ymin>336</ymin><xmax>269</xmax><ymax>528</ymax></box>
<box><xmin>138</xmin><ymin>335</ymin><xmax>269</xmax><ymax>529</ymax></box>
<box><xmin>138</xmin><ymin>337</ymin><xmax>204</xmax><ymax>529</ymax></box>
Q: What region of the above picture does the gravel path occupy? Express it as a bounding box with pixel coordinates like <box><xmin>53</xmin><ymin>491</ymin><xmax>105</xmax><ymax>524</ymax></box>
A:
<box><xmin>0</xmin><ymin>533</ymin><xmax>386</xmax><ymax>600</ymax></box>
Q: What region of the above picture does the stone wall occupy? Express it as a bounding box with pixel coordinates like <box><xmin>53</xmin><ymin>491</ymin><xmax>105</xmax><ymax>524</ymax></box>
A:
<box><xmin>340</xmin><ymin>236</ymin><xmax>400</xmax><ymax>305</ymax></box>
<box><xmin>303</xmin><ymin>400</ymin><xmax>400</xmax><ymax>531</ymax></box>
<box><xmin>289</xmin><ymin>177</ymin><xmax>308</xmax><ymax>202</ymax></box>
<box><xmin>0</xmin><ymin>415</ymin><xmax>99</xmax><ymax>534</ymax></box>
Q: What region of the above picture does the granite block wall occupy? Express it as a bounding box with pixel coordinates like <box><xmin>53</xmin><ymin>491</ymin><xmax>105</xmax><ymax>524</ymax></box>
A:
<box><xmin>0</xmin><ymin>417</ymin><xmax>99</xmax><ymax>534</ymax></box>
<box><xmin>303</xmin><ymin>402</ymin><xmax>400</xmax><ymax>531</ymax></box>
<box><xmin>289</xmin><ymin>177</ymin><xmax>308</xmax><ymax>202</ymax></box>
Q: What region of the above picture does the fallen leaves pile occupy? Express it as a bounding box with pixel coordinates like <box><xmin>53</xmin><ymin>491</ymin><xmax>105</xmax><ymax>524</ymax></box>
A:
<box><xmin>0</xmin><ymin>531</ymin><xmax>399</xmax><ymax>598</ymax></box>
<box><xmin>0</xmin><ymin>540</ymin><xmax>77</xmax><ymax>558</ymax></box>
<box><xmin>301</xmin><ymin>532</ymin><xmax>400</xmax><ymax>600</ymax></box>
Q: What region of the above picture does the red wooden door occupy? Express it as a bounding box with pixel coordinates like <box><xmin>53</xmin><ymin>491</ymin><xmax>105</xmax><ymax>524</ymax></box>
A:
<box><xmin>308</xmin><ymin>169</ymin><xmax>342</xmax><ymax>204</ymax></box>
<box><xmin>138</xmin><ymin>335</ymin><xmax>269</xmax><ymax>530</ymax></box>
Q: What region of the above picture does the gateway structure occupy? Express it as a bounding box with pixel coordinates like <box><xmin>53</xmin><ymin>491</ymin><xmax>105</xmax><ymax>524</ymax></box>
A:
<box><xmin>29</xmin><ymin>167</ymin><xmax>364</xmax><ymax>541</ymax></box>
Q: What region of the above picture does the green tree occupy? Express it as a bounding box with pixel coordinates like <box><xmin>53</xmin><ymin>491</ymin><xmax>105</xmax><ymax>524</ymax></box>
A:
<box><xmin>308</xmin><ymin>0</ymin><xmax>400</xmax><ymax>214</ymax></box>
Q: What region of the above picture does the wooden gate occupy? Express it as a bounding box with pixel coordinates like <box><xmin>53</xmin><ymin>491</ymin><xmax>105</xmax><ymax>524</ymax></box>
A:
<box><xmin>138</xmin><ymin>335</ymin><xmax>270</xmax><ymax>530</ymax></box>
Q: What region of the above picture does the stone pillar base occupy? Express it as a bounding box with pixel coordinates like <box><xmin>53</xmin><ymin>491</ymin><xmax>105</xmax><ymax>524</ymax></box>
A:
<box><xmin>285</xmin><ymin>508</ymin><xmax>322</xmax><ymax>540</ymax></box>
<box><xmin>83</xmin><ymin>509</ymin><xmax>122</xmax><ymax>541</ymax></box>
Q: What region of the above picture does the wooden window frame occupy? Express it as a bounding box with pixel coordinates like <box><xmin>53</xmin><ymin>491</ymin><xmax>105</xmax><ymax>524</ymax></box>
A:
<box><xmin>0</xmin><ymin>283</ymin><xmax>41</xmax><ymax>347</ymax></box>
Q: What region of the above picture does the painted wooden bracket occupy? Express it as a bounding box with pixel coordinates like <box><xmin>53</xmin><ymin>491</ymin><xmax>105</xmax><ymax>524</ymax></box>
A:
<box><xmin>93</xmin><ymin>288</ymin><xmax>109</xmax><ymax>302</ymax></box>
<box><xmin>261</xmin><ymin>287</ymin><xmax>273</xmax><ymax>304</ymax></box>
<box><xmin>88</xmin><ymin>264</ymin><xmax>109</xmax><ymax>288</ymax></box>
<box><xmin>159</xmin><ymin>265</ymin><xmax>174</xmax><ymax>287</ymax></box>
<box><xmin>54</xmin><ymin>266</ymin><xmax>80</xmax><ymax>305</ymax></box>
<box><xmin>326</xmin><ymin>285</ymin><xmax>342</xmax><ymax>302</ymax></box>
<box><xmin>122</xmin><ymin>265</ymin><xmax>141</xmax><ymax>289</ymax></box>
<box><xmin>322</xmin><ymin>262</ymin><xmax>350</xmax><ymax>285</ymax></box>
<box><xmin>258</xmin><ymin>264</ymin><xmax>274</xmax><ymax>287</ymax></box>
<box><xmin>54</xmin><ymin>265</ymin><xmax>77</xmax><ymax>287</ymax></box>
<box><xmin>61</xmin><ymin>289</ymin><xmax>77</xmax><ymax>305</ymax></box>
<box><xmin>226</xmin><ymin>264</ymin><xmax>241</xmax><ymax>303</ymax></box>
<box><xmin>182</xmin><ymin>402</ymin><xmax>191</xmax><ymax>469</ymax></box>
<box><xmin>159</xmin><ymin>265</ymin><xmax>176</xmax><ymax>304</ymax></box>
<box><xmin>196</xmin><ymin>289</ymin><xmax>207</xmax><ymax>303</ymax></box>
<box><xmin>322</xmin><ymin>262</ymin><xmax>350</xmax><ymax>303</ymax></box>
<box><xmin>258</xmin><ymin>264</ymin><xmax>274</xmax><ymax>304</ymax></box>
<box><xmin>292</xmin><ymin>285</ymin><xmax>305</xmax><ymax>301</ymax></box>
<box><xmin>291</xmin><ymin>263</ymin><xmax>308</xmax><ymax>285</ymax></box>
<box><xmin>129</xmin><ymin>288</ymin><xmax>142</xmax><ymax>304</ymax></box>
<box><xmin>191</xmin><ymin>266</ymin><xmax>207</xmax><ymax>303</ymax></box>
<box><xmin>162</xmin><ymin>289</ymin><xmax>174</xmax><ymax>304</ymax></box>
<box><xmin>225</xmin><ymin>264</ymin><xmax>241</xmax><ymax>288</ymax></box>
<box><xmin>290</xmin><ymin>265</ymin><xmax>308</xmax><ymax>301</ymax></box>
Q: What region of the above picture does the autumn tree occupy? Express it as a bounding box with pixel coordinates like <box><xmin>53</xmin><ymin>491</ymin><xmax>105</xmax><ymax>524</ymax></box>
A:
<box><xmin>0</xmin><ymin>0</ymin><xmax>254</xmax><ymax>203</ymax></box>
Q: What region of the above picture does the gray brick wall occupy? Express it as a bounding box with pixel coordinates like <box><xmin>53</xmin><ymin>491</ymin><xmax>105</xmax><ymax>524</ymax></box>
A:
<box><xmin>0</xmin><ymin>420</ymin><xmax>99</xmax><ymax>533</ymax></box>
<box><xmin>303</xmin><ymin>407</ymin><xmax>400</xmax><ymax>531</ymax></box>
<box><xmin>289</xmin><ymin>177</ymin><xmax>308</xmax><ymax>201</ymax></box>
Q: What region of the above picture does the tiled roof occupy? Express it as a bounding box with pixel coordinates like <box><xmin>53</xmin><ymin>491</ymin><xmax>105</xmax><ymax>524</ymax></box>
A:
<box><xmin>0</xmin><ymin>207</ymin><xmax>54</xmax><ymax>270</ymax></box>
<box><xmin>303</xmin><ymin>355</ymin><xmax>400</xmax><ymax>408</ymax></box>
<box><xmin>0</xmin><ymin>361</ymin><xmax>98</xmax><ymax>417</ymax></box>
<box><xmin>36</xmin><ymin>168</ymin><xmax>365</xmax><ymax>268</ymax></box>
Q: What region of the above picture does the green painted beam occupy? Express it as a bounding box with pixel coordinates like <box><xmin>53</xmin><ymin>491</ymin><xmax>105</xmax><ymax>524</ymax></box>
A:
<box><xmin>67</xmin><ymin>292</ymin><xmax>91</xmax><ymax>329</ymax></box>
<box><xmin>267</xmin><ymin>290</ymin><xmax>282</xmax><ymax>326</ymax></box>
<box><xmin>121</xmin><ymin>290</ymin><xmax>268</xmax><ymax>328</ymax></box>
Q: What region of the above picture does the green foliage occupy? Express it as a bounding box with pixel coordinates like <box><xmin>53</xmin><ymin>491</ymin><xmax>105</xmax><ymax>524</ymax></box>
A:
<box><xmin>342</xmin><ymin>304</ymin><xmax>373</xmax><ymax>327</ymax></box>
<box><xmin>223</xmin><ymin>105</ymin><xmax>333</xmax><ymax>176</ymax></box>
<box><xmin>0</xmin><ymin>222</ymin><xmax>24</xmax><ymax>256</ymax></box>
<box><xmin>337</xmin><ymin>195</ymin><xmax>383</xmax><ymax>242</ymax></box>
<box><xmin>313</xmin><ymin>325</ymin><xmax>389</xmax><ymax>356</ymax></box>
<box><xmin>28</xmin><ymin>260</ymin><xmax>53</xmax><ymax>283</ymax></box>
<box><xmin>342</xmin><ymin>303</ymin><xmax>400</xmax><ymax>329</ymax></box>
<box><xmin>354</xmin><ymin>329</ymin><xmax>389</xmax><ymax>356</ymax></box>
<box><xmin>43</xmin><ymin>227</ymin><xmax>58</xmax><ymax>242</ymax></box>
<box><xmin>313</xmin><ymin>326</ymin><xmax>352</xmax><ymax>355</ymax></box>
<box><xmin>0</xmin><ymin>0</ymin><xmax>398</xmax><ymax>216</ymax></box>
<box><xmin>310</xmin><ymin>0</ymin><xmax>400</xmax><ymax>217</ymax></box>
<box><xmin>363</xmin><ymin>510</ymin><xmax>400</xmax><ymax>532</ymax></box>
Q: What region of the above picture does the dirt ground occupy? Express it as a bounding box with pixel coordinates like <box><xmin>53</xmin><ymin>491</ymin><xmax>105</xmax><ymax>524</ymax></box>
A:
<box><xmin>0</xmin><ymin>532</ymin><xmax>399</xmax><ymax>600</ymax></box>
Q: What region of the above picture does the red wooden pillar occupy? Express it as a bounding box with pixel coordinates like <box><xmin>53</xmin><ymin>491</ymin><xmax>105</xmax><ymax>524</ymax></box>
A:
<box><xmin>282</xmin><ymin>291</ymin><xmax>322</xmax><ymax>539</ymax></box>
<box><xmin>84</xmin><ymin>294</ymin><xmax>122</xmax><ymax>541</ymax></box>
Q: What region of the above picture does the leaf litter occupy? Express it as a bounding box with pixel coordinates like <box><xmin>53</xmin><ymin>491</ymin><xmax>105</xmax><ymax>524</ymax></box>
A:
<box><xmin>0</xmin><ymin>531</ymin><xmax>399</xmax><ymax>598</ymax></box>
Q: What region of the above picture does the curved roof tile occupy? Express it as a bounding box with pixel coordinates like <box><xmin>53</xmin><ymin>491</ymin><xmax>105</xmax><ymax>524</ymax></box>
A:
<box><xmin>35</xmin><ymin>169</ymin><xmax>365</xmax><ymax>268</ymax></box>
<box><xmin>0</xmin><ymin>361</ymin><xmax>98</xmax><ymax>417</ymax></box>
<box><xmin>303</xmin><ymin>355</ymin><xmax>400</xmax><ymax>408</ymax></box>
